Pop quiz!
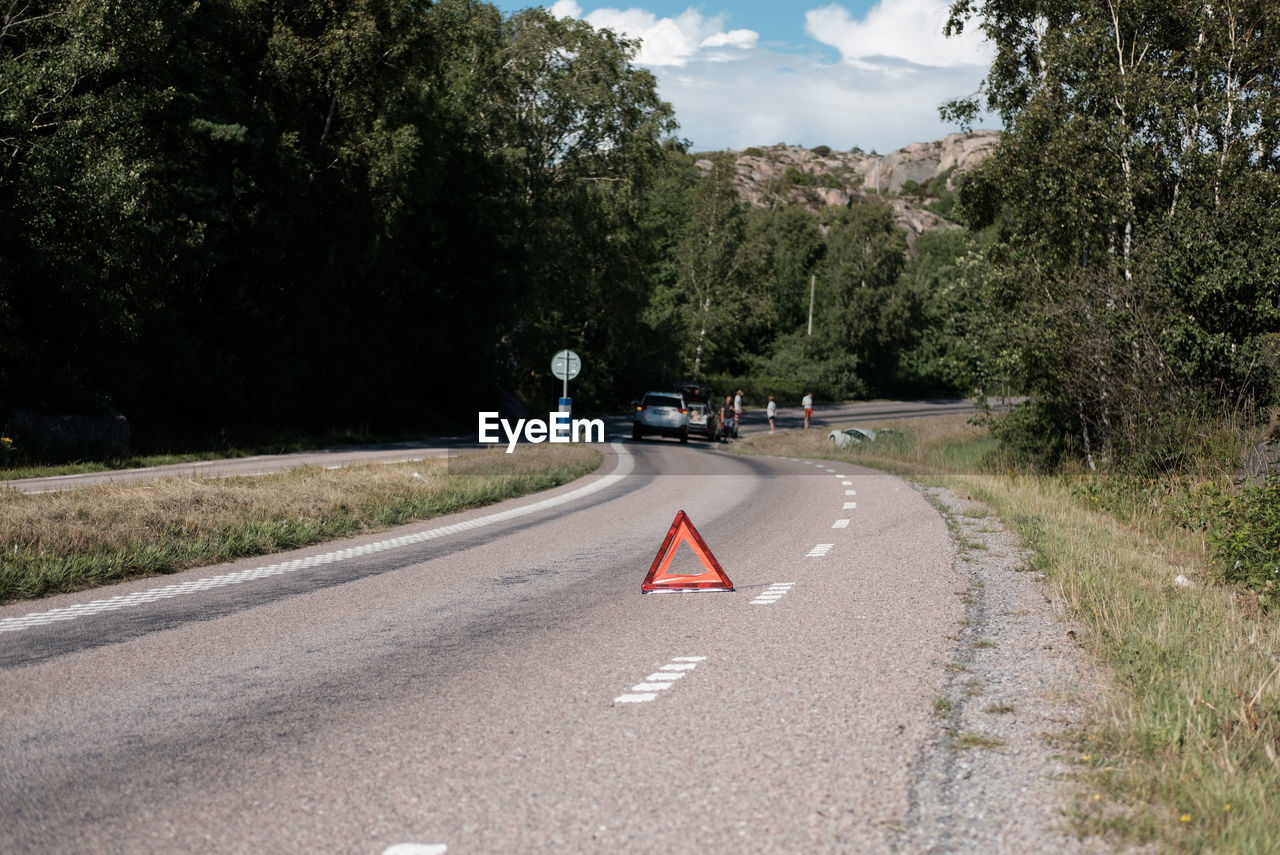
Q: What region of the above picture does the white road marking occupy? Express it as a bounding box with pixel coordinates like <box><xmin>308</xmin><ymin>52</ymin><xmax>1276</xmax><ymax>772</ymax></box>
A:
<box><xmin>832</xmin><ymin>519</ymin><xmax>850</xmax><ymax>529</ymax></box>
<box><xmin>843</xmin><ymin>502</ymin><xmax>857</xmax><ymax>509</ymax></box>
<box><xmin>383</xmin><ymin>845</ymin><xmax>447</xmax><ymax>855</ymax></box>
<box><xmin>844</xmin><ymin>489</ymin><xmax>857</xmax><ymax>496</ymax></box>
<box><xmin>615</xmin><ymin>655</ymin><xmax>704</xmax><ymax>704</ymax></box>
<box><xmin>0</xmin><ymin>443</ymin><xmax>637</xmax><ymax>635</ymax></box>
<box><xmin>841</xmin><ymin>480</ymin><xmax>853</xmax><ymax>485</ymax></box>
<box><xmin>750</xmin><ymin>582</ymin><xmax>795</xmax><ymax>605</ymax></box>
<box><xmin>644</xmin><ymin>672</ymin><xmax>684</xmax><ymax>682</ymax></box>
<box><xmin>807</xmin><ymin>544</ymin><xmax>834</xmax><ymax>557</ymax></box>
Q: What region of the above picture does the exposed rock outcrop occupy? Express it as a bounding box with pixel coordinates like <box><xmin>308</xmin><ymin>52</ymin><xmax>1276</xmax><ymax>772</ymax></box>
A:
<box><xmin>694</xmin><ymin>130</ymin><xmax>1001</xmax><ymax>241</ymax></box>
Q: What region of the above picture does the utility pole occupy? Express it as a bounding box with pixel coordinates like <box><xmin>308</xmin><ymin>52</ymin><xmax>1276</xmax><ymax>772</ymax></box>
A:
<box><xmin>807</xmin><ymin>273</ymin><xmax>815</xmax><ymax>336</ymax></box>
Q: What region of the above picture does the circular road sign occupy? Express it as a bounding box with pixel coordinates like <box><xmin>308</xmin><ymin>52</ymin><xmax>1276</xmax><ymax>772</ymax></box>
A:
<box><xmin>551</xmin><ymin>349</ymin><xmax>581</xmax><ymax>381</ymax></box>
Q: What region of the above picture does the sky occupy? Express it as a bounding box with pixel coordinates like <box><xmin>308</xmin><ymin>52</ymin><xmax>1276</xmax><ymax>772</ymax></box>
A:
<box><xmin>489</xmin><ymin>0</ymin><xmax>998</xmax><ymax>153</ymax></box>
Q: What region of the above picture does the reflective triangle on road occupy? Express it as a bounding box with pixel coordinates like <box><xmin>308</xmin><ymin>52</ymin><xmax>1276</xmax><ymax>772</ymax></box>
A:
<box><xmin>641</xmin><ymin>510</ymin><xmax>734</xmax><ymax>593</ymax></box>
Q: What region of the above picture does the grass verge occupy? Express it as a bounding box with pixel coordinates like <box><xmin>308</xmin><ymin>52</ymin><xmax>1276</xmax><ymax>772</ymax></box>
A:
<box><xmin>735</xmin><ymin>418</ymin><xmax>1280</xmax><ymax>853</ymax></box>
<box><xmin>0</xmin><ymin>445</ymin><xmax>602</xmax><ymax>604</ymax></box>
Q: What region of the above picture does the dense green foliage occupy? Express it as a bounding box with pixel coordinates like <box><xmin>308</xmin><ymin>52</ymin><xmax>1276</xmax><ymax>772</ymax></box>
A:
<box><xmin>944</xmin><ymin>0</ymin><xmax>1280</xmax><ymax>469</ymax></box>
<box><xmin>1187</xmin><ymin>477</ymin><xmax>1280</xmax><ymax>608</ymax></box>
<box><xmin>0</xmin><ymin>0</ymin><xmax>677</xmax><ymax>450</ymax></box>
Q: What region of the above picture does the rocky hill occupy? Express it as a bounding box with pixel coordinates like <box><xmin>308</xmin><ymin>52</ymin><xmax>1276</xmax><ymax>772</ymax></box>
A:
<box><xmin>694</xmin><ymin>130</ymin><xmax>1000</xmax><ymax>240</ymax></box>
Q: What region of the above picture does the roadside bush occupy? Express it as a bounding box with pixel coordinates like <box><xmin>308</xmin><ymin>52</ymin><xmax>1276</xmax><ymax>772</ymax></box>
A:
<box><xmin>989</xmin><ymin>398</ymin><xmax>1071</xmax><ymax>469</ymax></box>
<box><xmin>701</xmin><ymin>371</ymin><xmax>862</xmax><ymax>410</ymax></box>
<box><xmin>784</xmin><ymin>166</ymin><xmax>817</xmax><ymax>187</ymax></box>
<box><xmin>1193</xmin><ymin>478</ymin><xmax>1280</xmax><ymax>608</ymax></box>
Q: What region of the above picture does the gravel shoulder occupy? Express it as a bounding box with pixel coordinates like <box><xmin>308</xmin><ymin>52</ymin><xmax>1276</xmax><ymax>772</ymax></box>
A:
<box><xmin>897</xmin><ymin>485</ymin><xmax>1114</xmax><ymax>854</ymax></box>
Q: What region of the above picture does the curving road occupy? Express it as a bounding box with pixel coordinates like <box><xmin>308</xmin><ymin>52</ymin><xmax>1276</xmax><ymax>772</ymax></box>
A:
<box><xmin>1</xmin><ymin>397</ymin><xmax>985</xmax><ymax>495</ymax></box>
<box><xmin>0</xmin><ymin>437</ymin><xmax>982</xmax><ymax>853</ymax></box>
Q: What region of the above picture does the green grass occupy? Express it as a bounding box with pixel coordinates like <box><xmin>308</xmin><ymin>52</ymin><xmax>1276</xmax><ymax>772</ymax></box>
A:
<box><xmin>953</xmin><ymin>732</ymin><xmax>1006</xmax><ymax>750</ymax></box>
<box><xmin>0</xmin><ymin>445</ymin><xmax>602</xmax><ymax>603</ymax></box>
<box><xmin>734</xmin><ymin>417</ymin><xmax>1280</xmax><ymax>852</ymax></box>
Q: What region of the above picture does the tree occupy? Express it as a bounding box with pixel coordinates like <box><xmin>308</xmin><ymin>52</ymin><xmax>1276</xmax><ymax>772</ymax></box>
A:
<box><xmin>670</xmin><ymin>160</ymin><xmax>770</xmax><ymax>376</ymax></box>
<box><xmin>811</xmin><ymin>202</ymin><xmax>909</xmax><ymax>394</ymax></box>
<box><xmin>946</xmin><ymin>0</ymin><xmax>1280</xmax><ymax>467</ymax></box>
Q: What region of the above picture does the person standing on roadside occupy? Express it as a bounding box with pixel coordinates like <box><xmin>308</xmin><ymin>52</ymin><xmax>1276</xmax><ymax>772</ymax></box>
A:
<box><xmin>766</xmin><ymin>396</ymin><xmax>777</xmax><ymax>433</ymax></box>
<box><xmin>719</xmin><ymin>396</ymin><xmax>734</xmax><ymax>442</ymax></box>
<box><xmin>733</xmin><ymin>390</ymin><xmax>743</xmax><ymax>438</ymax></box>
<box><xmin>802</xmin><ymin>391</ymin><xmax>813</xmax><ymax>429</ymax></box>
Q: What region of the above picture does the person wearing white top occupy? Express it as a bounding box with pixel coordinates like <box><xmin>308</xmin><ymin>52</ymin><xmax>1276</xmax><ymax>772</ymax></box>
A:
<box><xmin>766</xmin><ymin>396</ymin><xmax>777</xmax><ymax>433</ymax></box>
<box><xmin>802</xmin><ymin>392</ymin><xmax>813</xmax><ymax>429</ymax></box>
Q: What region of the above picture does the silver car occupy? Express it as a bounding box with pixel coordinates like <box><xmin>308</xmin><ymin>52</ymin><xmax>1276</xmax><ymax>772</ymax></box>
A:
<box><xmin>632</xmin><ymin>392</ymin><xmax>689</xmax><ymax>443</ymax></box>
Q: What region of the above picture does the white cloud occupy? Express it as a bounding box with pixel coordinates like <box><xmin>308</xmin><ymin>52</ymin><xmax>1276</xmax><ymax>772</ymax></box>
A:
<box><xmin>543</xmin><ymin>1</ymin><xmax>997</xmax><ymax>152</ymax></box>
<box><xmin>805</xmin><ymin>0</ymin><xmax>992</xmax><ymax>70</ymax></box>
<box><xmin>548</xmin><ymin>0</ymin><xmax>582</xmax><ymax>18</ymax></box>
<box><xmin>701</xmin><ymin>29</ymin><xmax>758</xmax><ymax>50</ymax></box>
<box><xmin>548</xmin><ymin>4</ymin><xmax>758</xmax><ymax>67</ymax></box>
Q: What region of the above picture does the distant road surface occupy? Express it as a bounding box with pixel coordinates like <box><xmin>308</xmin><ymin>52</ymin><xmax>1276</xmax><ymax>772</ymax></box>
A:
<box><xmin>2</xmin><ymin>398</ymin><xmax>983</xmax><ymax>494</ymax></box>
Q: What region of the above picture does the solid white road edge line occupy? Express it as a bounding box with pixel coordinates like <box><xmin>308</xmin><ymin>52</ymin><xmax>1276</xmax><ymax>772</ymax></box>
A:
<box><xmin>0</xmin><ymin>442</ymin><xmax>636</xmax><ymax>634</ymax></box>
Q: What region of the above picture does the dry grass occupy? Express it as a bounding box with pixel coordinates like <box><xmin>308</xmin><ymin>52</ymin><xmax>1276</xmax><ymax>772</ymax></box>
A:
<box><xmin>0</xmin><ymin>445</ymin><xmax>601</xmax><ymax>603</ymax></box>
<box><xmin>736</xmin><ymin>420</ymin><xmax>1280</xmax><ymax>852</ymax></box>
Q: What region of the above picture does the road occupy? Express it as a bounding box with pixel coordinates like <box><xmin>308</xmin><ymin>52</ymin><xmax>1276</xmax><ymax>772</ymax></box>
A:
<box><xmin>1</xmin><ymin>398</ymin><xmax>983</xmax><ymax>494</ymax></box>
<box><xmin>0</xmin><ymin>434</ymin><xmax>981</xmax><ymax>853</ymax></box>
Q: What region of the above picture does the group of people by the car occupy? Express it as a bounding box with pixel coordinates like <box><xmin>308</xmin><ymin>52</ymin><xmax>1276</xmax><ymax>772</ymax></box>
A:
<box><xmin>714</xmin><ymin>390</ymin><xmax>809</xmax><ymax>440</ymax></box>
<box><xmin>634</xmin><ymin>386</ymin><xmax>813</xmax><ymax>444</ymax></box>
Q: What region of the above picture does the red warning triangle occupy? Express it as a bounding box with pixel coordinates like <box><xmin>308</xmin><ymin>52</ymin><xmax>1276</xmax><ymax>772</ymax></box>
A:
<box><xmin>642</xmin><ymin>510</ymin><xmax>734</xmax><ymax>593</ymax></box>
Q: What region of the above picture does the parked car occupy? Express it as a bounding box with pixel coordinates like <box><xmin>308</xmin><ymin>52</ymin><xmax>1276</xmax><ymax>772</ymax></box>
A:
<box><xmin>633</xmin><ymin>392</ymin><xmax>689</xmax><ymax>443</ymax></box>
<box><xmin>672</xmin><ymin>380</ymin><xmax>716</xmax><ymax>441</ymax></box>
<box><xmin>686</xmin><ymin>401</ymin><xmax>718</xmax><ymax>440</ymax></box>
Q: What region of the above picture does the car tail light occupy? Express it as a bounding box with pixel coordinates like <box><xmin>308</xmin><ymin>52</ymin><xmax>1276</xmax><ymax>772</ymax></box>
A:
<box><xmin>636</xmin><ymin>404</ymin><xmax>646</xmax><ymax>411</ymax></box>
<box><xmin>679</xmin><ymin>408</ymin><xmax>687</xmax><ymax>414</ymax></box>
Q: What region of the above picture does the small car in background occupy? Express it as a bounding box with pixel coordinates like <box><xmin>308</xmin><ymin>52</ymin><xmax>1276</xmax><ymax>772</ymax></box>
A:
<box><xmin>633</xmin><ymin>392</ymin><xmax>689</xmax><ymax>443</ymax></box>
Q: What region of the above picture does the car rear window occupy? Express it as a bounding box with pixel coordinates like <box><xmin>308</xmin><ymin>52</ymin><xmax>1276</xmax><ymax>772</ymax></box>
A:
<box><xmin>644</xmin><ymin>395</ymin><xmax>681</xmax><ymax>408</ymax></box>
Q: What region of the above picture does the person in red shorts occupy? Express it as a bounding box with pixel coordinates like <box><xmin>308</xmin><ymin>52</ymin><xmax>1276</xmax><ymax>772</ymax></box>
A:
<box><xmin>802</xmin><ymin>392</ymin><xmax>813</xmax><ymax>429</ymax></box>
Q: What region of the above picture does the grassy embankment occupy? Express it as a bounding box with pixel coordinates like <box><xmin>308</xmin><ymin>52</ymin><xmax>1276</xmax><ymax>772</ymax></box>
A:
<box><xmin>736</xmin><ymin>417</ymin><xmax>1279</xmax><ymax>853</ymax></box>
<box><xmin>0</xmin><ymin>445</ymin><xmax>602</xmax><ymax>603</ymax></box>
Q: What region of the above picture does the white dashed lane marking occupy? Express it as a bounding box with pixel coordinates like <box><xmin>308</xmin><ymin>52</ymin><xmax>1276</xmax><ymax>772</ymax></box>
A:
<box><xmin>843</xmin><ymin>502</ymin><xmax>857</xmax><ymax>509</ymax></box>
<box><xmin>806</xmin><ymin>543</ymin><xmax>834</xmax><ymax>557</ymax></box>
<box><xmin>750</xmin><ymin>582</ymin><xmax>795</xmax><ymax>605</ymax></box>
<box><xmin>844</xmin><ymin>489</ymin><xmax>857</xmax><ymax>496</ymax></box>
<box><xmin>832</xmin><ymin>519</ymin><xmax>850</xmax><ymax>529</ymax></box>
<box><xmin>614</xmin><ymin>656</ymin><xmax>706</xmax><ymax>704</ymax></box>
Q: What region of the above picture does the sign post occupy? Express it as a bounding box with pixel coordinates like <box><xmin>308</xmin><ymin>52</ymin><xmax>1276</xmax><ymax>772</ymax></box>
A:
<box><xmin>550</xmin><ymin>349</ymin><xmax>581</xmax><ymax>415</ymax></box>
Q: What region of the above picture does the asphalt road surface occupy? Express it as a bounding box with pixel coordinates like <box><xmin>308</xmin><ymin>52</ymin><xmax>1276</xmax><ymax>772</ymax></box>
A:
<box><xmin>0</xmin><ymin>435</ymin><xmax>985</xmax><ymax>854</ymax></box>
